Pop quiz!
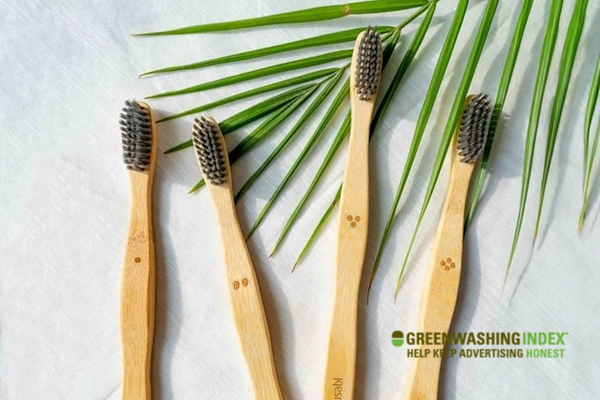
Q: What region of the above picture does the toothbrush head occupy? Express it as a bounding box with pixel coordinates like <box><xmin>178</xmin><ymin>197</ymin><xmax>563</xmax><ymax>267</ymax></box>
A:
<box><xmin>458</xmin><ymin>93</ymin><xmax>491</xmax><ymax>163</ymax></box>
<box><xmin>120</xmin><ymin>100</ymin><xmax>153</xmax><ymax>172</ymax></box>
<box><xmin>192</xmin><ymin>116</ymin><xmax>228</xmax><ymax>185</ymax></box>
<box><xmin>353</xmin><ymin>26</ymin><xmax>383</xmax><ymax>101</ymax></box>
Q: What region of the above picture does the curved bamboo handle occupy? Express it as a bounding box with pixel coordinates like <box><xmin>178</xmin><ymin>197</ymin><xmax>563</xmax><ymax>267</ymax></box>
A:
<box><xmin>213</xmin><ymin>191</ymin><xmax>282</xmax><ymax>400</ymax></box>
<box><xmin>121</xmin><ymin>172</ymin><xmax>155</xmax><ymax>400</ymax></box>
<box><xmin>403</xmin><ymin>155</ymin><xmax>473</xmax><ymax>400</ymax></box>
<box><xmin>322</xmin><ymin>84</ymin><xmax>371</xmax><ymax>400</ymax></box>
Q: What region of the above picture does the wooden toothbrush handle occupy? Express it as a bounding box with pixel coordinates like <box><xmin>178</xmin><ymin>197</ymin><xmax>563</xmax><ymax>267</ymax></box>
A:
<box><xmin>218</xmin><ymin>203</ymin><xmax>282</xmax><ymax>400</ymax></box>
<box><xmin>403</xmin><ymin>159</ymin><xmax>473</xmax><ymax>400</ymax></box>
<box><xmin>322</xmin><ymin>273</ymin><xmax>362</xmax><ymax>400</ymax></box>
<box><xmin>322</xmin><ymin>105</ymin><xmax>370</xmax><ymax>400</ymax></box>
<box><xmin>121</xmin><ymin>173</ymin><xmax>155</xmax><ymax>400</ymax></box>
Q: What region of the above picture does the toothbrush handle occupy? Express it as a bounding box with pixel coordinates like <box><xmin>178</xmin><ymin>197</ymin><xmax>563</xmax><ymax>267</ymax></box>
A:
<box><xmin>403</xmin><ymin>159</ymin><xmax>473</xmax><ymax>400</ymax></box>
<box><xmin>322</xmin><ymin>106</ymin><xmax>370</xmax><ymax>400</ymax></box>
<box><xmin>217</xmin><ymin>199</ymin><xmax>283</xmax><ymax>400</ymax></box>
<box><xmin>121</xmin><ymin>173</ymin><xmax>155</xmax><ymax>400</ymax></box>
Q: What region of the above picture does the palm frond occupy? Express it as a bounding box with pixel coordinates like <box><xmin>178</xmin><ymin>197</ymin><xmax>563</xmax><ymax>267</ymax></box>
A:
<box><xmin>247</xmin><ymin>81</ymin><xmax>350</xmax><ymax>239</ymax></box>
<box><xmin>164</xmin><ymin>84</ymin><xmax>315</xmax><ymax>154</ymax></box>
<box><xmin>134</xmin><ymin>0</ymin><xmax>430</xmax><ymax>36</ymax></box>
<box><xmin>235</xmin><ymin>66</ymin><xmax>348</xmax><ymax>201</ymax></box>
<box><xmin>466</xmin><ymin>0</ymin><xmax>534</xmax><ymax>227</ymax></box>
<box><xmin>140</xmin><ymin>27</ymin><xmax>392</xmax><ymax>77</ymax></box>
<box><xmin>506</xmin><ymin>0</ymin><xmax>564</xmax><ymax>281</ymax></box>
<box><xmin>534</xmin><ymin>0</ymin><xmax>589</xmax><ymax>240</ymax></box>
<box><xmin>146</xmin><ymin>50</ymin><xmax>352</xmax><ymax>99</ymax></box>
<box><xmin>580</xmin><ymin>54</ymin><xmax>600</xmax><ymax>229</ymax></box>
<box><xmin>157</xmin><ymin>69</ymin><xmax>337</xmax><ymax>123</ymax></box>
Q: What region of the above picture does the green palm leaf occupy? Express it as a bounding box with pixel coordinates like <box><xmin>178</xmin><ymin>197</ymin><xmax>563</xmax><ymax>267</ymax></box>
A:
<box><xmin>140</xmin><ymin>27</ymin><xmax>392</xmax><ymax>77</ymax></box>
<box><xmin>465</xmin><ymin>0</ymin><xmax>533</xmax><ymax>227</ymax></box>
<box><xmin>270</xmin><ymin>111</ymin><xmax>351</xmax><ymax>256</ymax></box>
<box><xmin>235</xmin><ymin>66</ymin><xmax>348</xmax><ymax>202</ymax></box>
<box><xmin>134</xmin><ymin>0</ymin><xmax>430</xmax><ymax>36</ymax></box>
<box><xmin>246</xmin><ymin>81</ymin><xmax>350</xmax><ymax>239</ymax></box>
<box><xmin>369</xmin><ymin>0</ymin><xmax>468</xmax><ymax>291</ymax></box>
<box><xmin>157</xmin><ymin>69</ymin><xmax>337</xmax><ymax>123</ymax></box>
<box><xmin>396</xmin><ymin>0</ymin><xmax>499</xmax><ymax>298</ymax></box>
<box><xmin>506</xmin><ymin>0</ymin><xmax>564</xmax><ymax>281</ymax></box>
<box><xmin>534</xmin><ymin>0</ymin><xmax>588</xmax><ymax>240</ymax></box>
<box><xmin>229</xmin><ymin>87</ymin><xmax>318</xmax><ymax>163</ymax></box>
<box><xmin>580</xmin><ymin>54</ymin><xmax>600</xmax><ymax>229</ymax></box>
<box><xmin>164</xmin><ymin>84</ymin><xmax>315</xmax><ymax>154</ymax></box>
<box><xmin>294</xmin><ymin>1</ymin><xmax>437</xmax><ymax>270</ymax></box>
<box><xmin>146</xmin><ymin>50</ymin><xmax>352</xmax><ymax>99</ymax></box>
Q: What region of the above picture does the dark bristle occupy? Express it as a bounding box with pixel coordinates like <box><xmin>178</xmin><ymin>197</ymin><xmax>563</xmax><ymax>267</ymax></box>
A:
<box><xmin>457</xmin><ymin>93</ymin><xmax>491</xmax><ymax>163</ymax></box>
<box><xmin>192</xmin><ymin>117</ymin><xmax>227</xmax><ymax>185</ymax></box>
<box><xmin>354</xmin><ymin>26</ymin><xmax>382</xmax><ymax>101</ymax></box>
<box><xmin>120</xmin><ymin>100</ymin><xmax>152</xmax><ymax>171</ymax></box>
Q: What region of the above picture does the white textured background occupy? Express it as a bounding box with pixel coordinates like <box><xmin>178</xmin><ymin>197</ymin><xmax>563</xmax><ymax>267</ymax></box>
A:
<box><xmin>1</xmin><ymin>0</ymin><xmax>600</xmax><ymax>399</ymax></box>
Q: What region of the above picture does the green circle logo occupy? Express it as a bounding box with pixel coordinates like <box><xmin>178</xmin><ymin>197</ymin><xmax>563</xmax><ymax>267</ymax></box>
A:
<box><xmin>392</xmin><ymin>331</ymin><xmax>404</xmax><ymax>347</ymax></box>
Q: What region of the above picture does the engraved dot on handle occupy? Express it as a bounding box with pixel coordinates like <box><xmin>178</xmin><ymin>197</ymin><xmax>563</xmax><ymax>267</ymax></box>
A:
<box><xmin>242</xmin><ymin>278</ymin><xmax>248</xmax><ymax>287</ymax></box>
<box><xmin>134</xmin><ymin>257</ymin><xmax>141</xmax><ymax>263</ymax></box>
<box><xmin>233</xmin><ymin>281</ymin><xmax>240</xmax><ymax>290</ymax></box>
<box><xmin>347</xmin><ymin>215</ymin><xmax>353</xmax><ymax>221</ymax></box>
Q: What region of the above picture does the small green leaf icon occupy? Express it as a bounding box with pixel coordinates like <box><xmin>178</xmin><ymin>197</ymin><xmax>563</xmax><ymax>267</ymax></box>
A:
<box><xmin>392</xmin><ymin>331</ymin><xmax>404</xmax><ymax>347</ymax></box>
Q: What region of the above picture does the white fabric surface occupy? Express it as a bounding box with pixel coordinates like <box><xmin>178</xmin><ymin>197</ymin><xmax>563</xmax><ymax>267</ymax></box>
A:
<box><xmin>2</xmin><ymin>0</ymin><xmax>600</xmax><ymax>399</ymax></box>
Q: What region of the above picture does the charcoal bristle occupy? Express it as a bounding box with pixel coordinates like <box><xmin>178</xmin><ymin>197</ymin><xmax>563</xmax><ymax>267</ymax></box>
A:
<box><xmin>192</xmin><ymin>117</ymin><xmax>227</xmax><ymax>185</ymax></box>
<box><xmin>120</xmin><ymin>100</ymin><xmax>152</xmax><ymax>172</ymax></box>
<box><xmin>457</xmin><ymin>93</ymin><xmax>491</xmax><ymax>163</ymax></box>
<box><xmin>354</xmin><ymin>26</ymin><xmax>382</xmax><ymax>101</ymax></box>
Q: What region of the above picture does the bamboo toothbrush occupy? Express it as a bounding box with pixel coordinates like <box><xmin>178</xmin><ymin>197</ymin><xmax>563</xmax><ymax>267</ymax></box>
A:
<box><xmin>192</xmin><ymin>116</ymin><xmax>282</xmax><ymax>400</ymax></box>
<box><xmin>322</xmin><ymin>27</ymin><xmax>382</xmax><ymax>400</ymax></box>
<box><xmin>119</xmin><ymin>100</ymin><xmax>157</xmax><ymax>400</ymax></box>
<box><xmin>403</xmin><ymin>93</ymin><xmax>491</xmax><ymax>400</ymax></box>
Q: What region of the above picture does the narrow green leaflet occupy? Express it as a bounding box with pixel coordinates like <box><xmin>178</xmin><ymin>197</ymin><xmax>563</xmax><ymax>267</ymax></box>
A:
<box><xmin>396</xmin><ymin>0</ymin><xmax>499</xmax><ymax>298</ymax></box>
<box><xmin>268</xmin><ymin>26</ymin><xmax>403</xmax><ymax>254</ymax></box>
<box><xmin>534</xmin><ymin>0</ymin><xmax>588</xmax><ymax>239</ymax></box>
<box><xmin>294</xmin><ymin>2</ymin><xmax>437</xmax><ymax>270</ymax></box>
<box><xmin>369</xmin><ymin>0</ymin><xmax>469</xmax><ymax>291</ymax></box>
<box><xmin>157</xmin><ymin>69</ymin><xmax>337</xmax><ymax>123</ymax></box>
<box><xmin>506</xmin><ymin>0</ymin><xmax>564</xmax><ymax>280</ymax></box>
<box><xmin>293</xmin><ymin>186</ymin><xmax>342</xmax><ymax>271</ymax></box>
<box><xmin>140</xmin><ymin>27</ymin><xmax>392</xmax><ymax>77</ymax></box>
<box><xmin>235</xmin><ymin>67</ymin><xmax>347</xmax><ymax>202</ymax></box>
<box><xmin>134</xmin><ymin>0</ymin><xmax>429</xmax><ymax>36</ymax></box>
<box><xmin>465</xmin><ymin>0</ymin><xmax>533</xmax><ymax>227</ymax></box>
<box><xmin>189</xmin><ymin>89</ymin><xmax>317</xmax><ymax>193</ymax></box>
<box><xmin>246</xmin><ymin>81</ymin><xmax>350</xmax><ymax>239</ymax></box>
<box><xmin>270</xmin><ymin>112</ymin><xmax>351</xmax><ymax>255</ymax></box>
<box><xmin>583</xmin><ymin>54</ymin><xmax>600</xmax><ymax>187</ymax></box>
<box><xmin>228</xmin><ymin>88</ymin><xmax>318</xmax><ymax>164</ymax></box>
<box><xmin>164</xmin><ymin>84</ymin><xmax>314</xmax><ymax>154</ymax></box>
<box><xmin>146</xmin><ymin>50</ymin><xmax>352</xmax><ymax>99</ymax></box>
<box><xmin>580</xmin><ymin>54</ymin><xmax>600</xmax><ymax>229</ymax></box>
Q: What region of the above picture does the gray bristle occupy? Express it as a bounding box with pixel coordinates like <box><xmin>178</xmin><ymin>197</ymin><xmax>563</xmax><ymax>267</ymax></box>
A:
<box><xmin>458</xmin><ymin>93</ymin><xmax>491</xmax><ymax>163</ymax></box>
<box><xmin>192</xmin><ymin>116</ymin><xmax>227</xmax><ymax>185</ymax></box>
<box><xmin>354</xmin><ymin>26</ymin><xmax>382</xmax><ymax>101</ymax></box>
<box><xmin>120</xmin><ymin>100</ymin><xmax>152</xmax><ymax>171</ymax></box>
